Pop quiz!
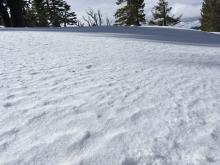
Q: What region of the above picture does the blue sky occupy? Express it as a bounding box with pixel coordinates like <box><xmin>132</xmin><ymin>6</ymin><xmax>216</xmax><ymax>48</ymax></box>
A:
<box><xmin>66</xmin><ymin>0</ymin><xmax>203</xmax><ymax>20</ymax></box>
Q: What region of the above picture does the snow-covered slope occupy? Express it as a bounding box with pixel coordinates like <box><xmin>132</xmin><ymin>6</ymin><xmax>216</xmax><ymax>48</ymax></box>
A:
<box><xmin>0</xmin><ymin>27</ymin><xmax>220</xmax><ymax>165</ymax></box>
<box><xmin>176</xmin><ymin>17</ymin><xmax>201</xmax><ymax>29</ymax></box>
<box><xmin>176</xmin><ymin>20</ymin><xmax>201</xmax><ymax>29</ymax></box>
<box><xmin>1</xmin><ymin>26</ymin><xmax>220</xmax><ymax>46</ymax></box>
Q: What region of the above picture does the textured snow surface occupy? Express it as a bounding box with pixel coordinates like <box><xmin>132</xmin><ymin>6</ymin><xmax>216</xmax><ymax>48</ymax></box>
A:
<box><xmin>0</xmin><ymin>28</ymin><xmax>220</xmax><ymax>165</ymax></box>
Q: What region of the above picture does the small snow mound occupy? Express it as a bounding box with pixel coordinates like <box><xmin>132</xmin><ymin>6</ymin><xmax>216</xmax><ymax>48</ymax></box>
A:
<box><xmin>86</xmin><ymin>65</ymin><xmax>93</xmax><ymax>69</ymax></box>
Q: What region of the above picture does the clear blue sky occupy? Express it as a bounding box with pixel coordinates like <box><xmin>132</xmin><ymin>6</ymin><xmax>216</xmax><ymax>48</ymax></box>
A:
<box><xmin>66</xmin><ymin>0</ymin><xmax>203</xmax><ymax>20</ymax></box>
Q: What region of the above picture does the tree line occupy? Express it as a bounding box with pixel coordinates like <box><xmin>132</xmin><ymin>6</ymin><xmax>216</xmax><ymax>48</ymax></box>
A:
<box><xmin>0</xmin><ymin>0</ymin><xmax>77</xmax><ymax>27</ymax></box>
<box><xmin>0</xmin><ymin>0</ymin><xmax>220</xmax><ymax>32</ymax></box>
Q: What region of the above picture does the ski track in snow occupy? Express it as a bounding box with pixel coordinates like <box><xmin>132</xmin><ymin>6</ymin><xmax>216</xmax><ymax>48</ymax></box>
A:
<box><xmin>0</xmin><ymin>30</ymin><xmax>220</xmax><ymax>165</ymax></box>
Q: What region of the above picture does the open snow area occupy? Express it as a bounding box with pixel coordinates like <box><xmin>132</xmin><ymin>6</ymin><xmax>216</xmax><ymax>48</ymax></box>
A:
<box><xmin>0</xmin><ymin>27</ymin><xmax>220</xmax><ymax>165</ymax></box>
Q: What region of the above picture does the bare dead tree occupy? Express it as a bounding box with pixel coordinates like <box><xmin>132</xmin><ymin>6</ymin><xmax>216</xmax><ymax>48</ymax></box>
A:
<box><xmin>86</xmin><ymin>8</ymin><xmax>98</xmax><ymax>26</ymax></box>
<box><xmin>97</xmin><ymin>10</ymin><xmax>103</xmax><ymax>26</ymax></box>
<box><xmin>106</xmin><ymin>17</ymin><xmax>112</xmax><ymax>26</ymax></box>
<box><xmin>76</xmin><ymin>19</ymin><xmax>84</xmax><ymax>27</ymax></box>
<box><xmin>82</xmin><ymin>15</ymin><xmax>92</xmax><ymax>26</ymax></box>
<box><xmin>82</xmin><ymin>8</ymin><xmax>104</xmax><ymax>27</ymax></box>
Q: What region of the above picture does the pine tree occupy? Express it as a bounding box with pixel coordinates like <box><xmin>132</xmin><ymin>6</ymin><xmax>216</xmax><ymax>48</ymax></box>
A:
<box><xmin>61</xmin><ymin>2</ymin><xmax>77</xmax><ymax>27</ymax></box>
<box><xmin>47</xmin><ymin>0</ymin><xmax>77</xmax><ymax>27</ymax></box>
<box><xmin>201</xmin><ymin>0</ymin><xmax>220</xmax><ymax>32</ymax></box>
<box><xmin>114</xmin><ymin>0</ymin><xmax>127</xmax><ymax>26</ymax></box>
<box><xmin>150</xmin><ymin>0</ymin><xmax>181</xmax><ymax>26</ymax></box>
<box><xmin>47</xmin><ymin>0</ymin><xmax>60</xmax><ymax>26</ymax></box>
<box><xmin>25</xmin><ymin>0</ymin><xmax>77</xmax><ymax>27</ymax></box>
<box><xmin>31</xmin><ymin>0</ymin><xmax>49</xmax><ymax>27</ymax></box>
<box><xmin>22</xmin><ymin>0</ymin><xmax>37</xmax><ymax>26</ymax></box>
<box><xmin>115</xmin><ymin>0</ymin><xmax>146</xmax><ymax>26</ymax></box>
<box><xmin>0</xmin><ymin>0</ymin><xmax>77</xmax><ymax>27</ymax></box>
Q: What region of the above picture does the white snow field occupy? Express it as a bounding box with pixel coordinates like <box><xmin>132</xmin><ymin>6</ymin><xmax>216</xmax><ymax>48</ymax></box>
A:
<box><xmin>0</xmin><ymin>27</ymin><xmax>220</xmax><ymax>165</ymax></box>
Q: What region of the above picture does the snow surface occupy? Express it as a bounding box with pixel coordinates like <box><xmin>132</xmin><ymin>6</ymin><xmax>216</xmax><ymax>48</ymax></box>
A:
<box><xmin>0</xmin><ymin>27</ymin><xmax>220</xmax><ymax>165</ymax></box>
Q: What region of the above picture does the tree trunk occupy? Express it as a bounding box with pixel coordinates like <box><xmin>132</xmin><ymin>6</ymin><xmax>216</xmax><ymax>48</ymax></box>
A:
<box><xmin>135</xmin><ymin>5</ymin><xmax>139</xmax><ymax>26</ymax></box>
<box><xmin>0</xmin><ymin>0</ymin><xmax>11</xmax><ymax>27</ymax></box>
<box><xmin>7</xmin><ymin>0</ymin><xmax>25</xmax><ymax>27</ymax></box>
<box><xmin>163</xmin><ymin>6</ymin><xmax>167</xmax><ymax>26</ymax></box>
<box><xmin>64</xmin><ymin>11</ymin><xmax>67</xmax><ymax>27</ymax></box>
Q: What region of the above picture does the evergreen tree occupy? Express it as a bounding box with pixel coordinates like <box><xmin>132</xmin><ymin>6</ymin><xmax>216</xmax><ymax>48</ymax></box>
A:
<box><xmin>31</xmin><ymin>0</ymin><xmax>49</xmax><ymax>27</ymax></box>
<box><xmin>0</xmin><ymin>0</ymin><xmax>77</xmax><ymax>27</ymax></box>
<box><xmin>201</xmin><ymin>0</ymin><xmax>220</xmax><ymax>32</ymax></box>
<box><xmin>47</xmin><ymin>0</ymin><xmax>60</xmax><ymax>26</ymax></box>
<box><xmin>23</xmin><ymin>0</ymin><xmax>37</xmax><ymax>26</ymax></box>
<box><xmin>0</xmin><ymin>0</ymin><xmax>11</xmax><ymax>27</ymax></box>
<box><xmin>114</xmin><ymin>0</ymin><xmax>127</xmax><ymax>26</ymax></box>
<box><xmin>47</xmin><ymin>0</ymin><xmax>77</xmax><ymax>27</ymax></box>
<box><xmin>62</xmin><ymin>2</ymin><xmax>77</xmax><ymax>27</ymax></box>
<box><xmin>150</xmin><ymin>0</ymin><xmax>181</xmax><ymax>26</ymax></box>
<box><xmin>115</xmin><ymin>0</ymin><xmax>146</xmax><ymax>26</ymax></box>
